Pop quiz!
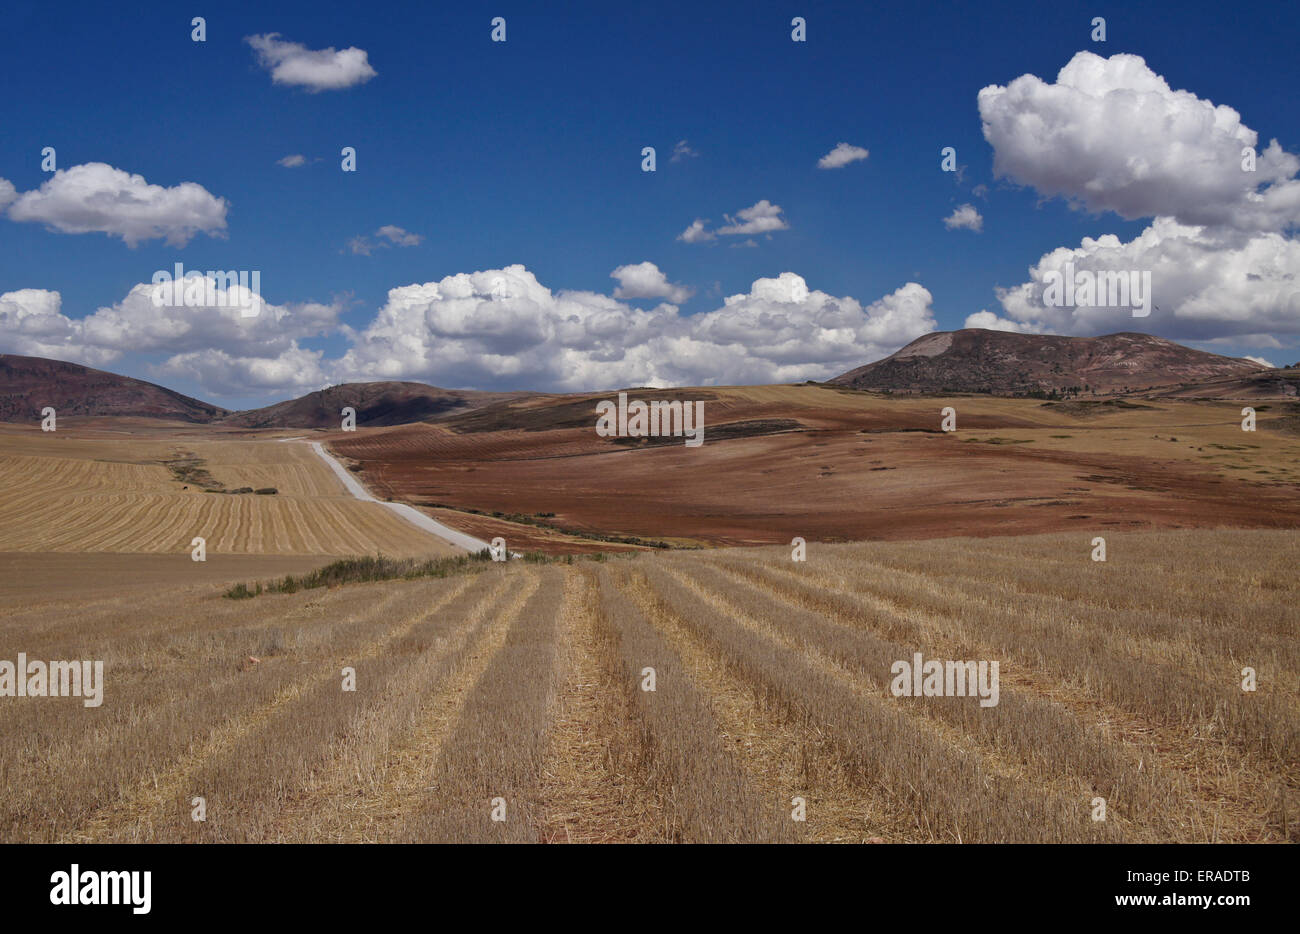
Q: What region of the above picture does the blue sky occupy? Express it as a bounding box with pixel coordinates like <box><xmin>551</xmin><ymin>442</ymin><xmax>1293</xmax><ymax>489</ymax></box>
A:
<box><xmin>1</xmin><ymin>0</ymin><xmax>1298</xmax><ymax>407</ymax></box>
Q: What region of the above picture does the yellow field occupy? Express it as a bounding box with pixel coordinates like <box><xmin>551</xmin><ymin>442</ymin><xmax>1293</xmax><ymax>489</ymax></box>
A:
<box><xmin>0</xmin><ymin>425</ymin><xmax>453</xmax><ymax>557</ymax></box>
<box><xmin>2</xmin><ymin>527</ymin><xmax>1293</xmax><ymax>843</ymax></box>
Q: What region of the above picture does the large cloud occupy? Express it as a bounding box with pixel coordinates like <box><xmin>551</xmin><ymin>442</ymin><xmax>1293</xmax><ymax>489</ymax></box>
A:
<box><xmin>980</xmin><ymin>218</ymin><xmax>1300</xmax><ymax>344</ymax></box>
<box><xmin>0</xmin><ymin>289</ymin><xmax>119</xmax><ymax>367</ymax></box>
<box><xmin>0</xmin><ymin>278</ymin><xmax>341</xmax><ymax>377</ymax></box>
<box><xmin>335</xmin><ymin>266</ymin><xmax>935</xmax><ymax>392</ymax></box>
<box><xmin>977</xmin><ymin>51</ymin><xmax>1300</xmax><ymax>349</ymax></box>
<box><xmin>979</xmin><ymin>51</ymin><xmax>1300</xmax><ymax>233</ymax></box>
<box><xmin>5</xmin><ymin>163</ymin><xmax>228</xmax><ymax>247</ymax></box>
<box><xmin>246</xmin><ymin>34</ymin><xmax>377</xmax><ymax>91</ymax></box>
<box><xmin>4</xmin><ymin>266</ymin><xmax>936</xmax><ymax>399</ymax></box>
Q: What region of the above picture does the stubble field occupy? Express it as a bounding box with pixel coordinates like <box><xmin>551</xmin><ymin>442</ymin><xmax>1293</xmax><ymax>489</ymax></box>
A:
<box><xmin>0</xmin><ymin>422</ymin><xmax>451</xmax><ymax>557</ymax></box>
<box><xmin>1</xmin><ymin>528</ymin><xmax>1294</xmax><ymax>843</ymax></box>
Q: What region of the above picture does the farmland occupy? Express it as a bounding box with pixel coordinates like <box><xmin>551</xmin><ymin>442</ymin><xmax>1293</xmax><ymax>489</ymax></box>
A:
<box><xmin>1</xmin><ymin>527</ymin><xmax>1294</xmax><ymax>843</ymax></box>
<box><xmin>0</xmin><ymin>422</ymin><xmax>452</xmax><ymax>557</ymax></box>
<box><xmin>0</xmin><ymin>407</ymin><xmax>1295</xmax><ymax>845</ymax></box>
<box><xmin>330</xmin><ymin>385</ymin><xmax>1300</xmax><ymax>551</ymax></box>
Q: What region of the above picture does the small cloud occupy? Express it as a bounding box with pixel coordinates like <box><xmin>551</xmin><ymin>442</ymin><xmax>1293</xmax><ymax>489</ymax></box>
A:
<box><xmin>972</xmin><ymin>183</ymin><xmax>989</xmax><ymax>199</ymax></box>
<box><xmin>277</xmin><ymin>154</ymin><xmax>307</xmax><ymax>168</ymax></box>
<box><xmin>346</xmin><ymin>225</ymin><xmax>423</xmax><ymax>255</ymax></box>
<box><xmin>717</xmin><ymin>200</ymin><xmax>788</xmax><ymax>236</ymax></box>
<box><xmin>245</xmin><ymin>33</ymin><xmax>377</xmax><ymax>92</ymax></box>
<box><xmin>375</xmin><ymin>224</ymin><xmax>422</xmax><ymax>247</ymax></box>
<box><xmin>610</xmin><ymin>261</ymin><xmax>693</xmax><ymax>304</ymax></box>
<box><xmin>943</xmin><ymin>204</ymin><xmax>984</xmax><ymax>232</ymax></box>
<box><xmin>670</xmin><ymin>140</ymin><xmax>699</xmax><ymax>163</ymax></box>
<box><xmin>1244</xmin><ymin>355</ymin><xmax>1276</xmax><ymax>368</ymax></box>
<box><xmin>0</xmin><ymin>178</ymin><xmax>15</xmax><ymax>210</ymax></box>
<box><xmin>679</xmin><ymin>200</ymin><xmax>790</xmax><ymax>243</ymax></box>
<box><xmin>677</xmin><ymin>218</ymin><xmax>715</xmax><ymax>243</ymax></box>
<box><xmin>817</xmin><ymin>142</ymin><xmax>869</xmax><ymax>169</ymax></box>
<box><xmin>730</xmin><ymin>239</ymin><xmax>758</xmax><ymax>249</ymax></box>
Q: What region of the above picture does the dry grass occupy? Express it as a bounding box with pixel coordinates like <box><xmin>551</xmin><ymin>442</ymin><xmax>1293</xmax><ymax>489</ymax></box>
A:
<box><xmin>1</xmin><ymin>526</ymin><xmax>1294</xmax><ymax>843</ymax></box>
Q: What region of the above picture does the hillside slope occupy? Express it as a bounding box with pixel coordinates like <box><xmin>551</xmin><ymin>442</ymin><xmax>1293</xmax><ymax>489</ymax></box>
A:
<box><xmin>0</xmin><ymin>354</ymin><xmax>228</xmax><ymax>422</ymax></box>
<box><xmin>829</xmin><ymin>330</ymin><xmax>1264</xmax><ymax>396</ymax></box>
<box><xmin>220</xmin><ymin>381</ymin><xmax>533</xmax><ymax>429</ymax></box>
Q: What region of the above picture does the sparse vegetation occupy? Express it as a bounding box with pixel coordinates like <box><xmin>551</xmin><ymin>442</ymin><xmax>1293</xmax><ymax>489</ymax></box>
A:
<box><xmin>161</xmin><ymin>451</ymin><xmax>223</xmax><ymax>490</ymax></box>
<box><xmin>224</xmin><ymin>551</ymin><xmax>495</xmax><ymax>597</ymax></box>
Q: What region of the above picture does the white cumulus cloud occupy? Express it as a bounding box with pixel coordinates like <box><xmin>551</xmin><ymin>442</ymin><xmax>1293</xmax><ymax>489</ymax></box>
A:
<box><xmin>5</xmin><ymin>163</ymin><xmax>228</xmax><ymax>247</ymax></box>
<box><xmin>610</xmin><ymin>262</ymin><xmax>694</xmax><ymax>304</ymax></box>
<box><xmin>0</xmin><ymin>280</ymin><xmax>341</xmax><ymax>382</ymax></box>
<box><xmin>944</xmin><ymin>204</ymin><xmax>984</xmax><ymax>232</ymax></box>
<box><xmin>817</xmin><ymin>142</ymin><xmax>869</xmax><ymax>169</ymax></box>
<box><xmin>677</xmin><ymin>219</ymin><xmax>714</xmax><ymax>243</ymax></box>
<box><xmin>979</xmin><ymin>50</ymin><xmax>1300</xmax><ymax>233</ymax></box>
<box><xmin>975</xmin><ymin>50</ymin><xmax>1300</xmax><ymax>354</ymax></box>
<box><xmin>681</xmin><ymin>200</ymin><xmax>790</xmax><ymax>242</ymax></box>
<box><xmin>246</xmin><ymin>33</ymin><xmax>377</xmax><ymax>92</ymax></box>
<box><xmin>334</xmin><ymin>266</ymin><xmax>934</xmax><ymax>393</ymax></box>
<box><xmin>5</xmin><ymin>267</ymin><xmax>937</xmax><ymax>401</ymax></box>
<box><xmin>986</xmin><ymin>218</ymin><xmax>1300</xmax><ymax>344</ymax></box>
<box><xmin>717</xmin><ymin>200</ymin><xmax>789</xmax><ymax>236</ymax></box>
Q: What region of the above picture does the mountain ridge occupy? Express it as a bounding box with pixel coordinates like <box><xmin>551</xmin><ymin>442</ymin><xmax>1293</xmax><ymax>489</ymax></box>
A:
<box><xmin>828</xmin><ymin>329</ymin><xmax>1267</xmax><ymax>396</ymax></box>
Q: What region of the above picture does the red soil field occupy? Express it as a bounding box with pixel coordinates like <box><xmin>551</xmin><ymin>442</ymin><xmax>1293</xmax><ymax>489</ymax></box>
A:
<box><xmin>327</xmin><ymin>385</ymin><xmax>1300</xmax><ymax>552</ymax></box>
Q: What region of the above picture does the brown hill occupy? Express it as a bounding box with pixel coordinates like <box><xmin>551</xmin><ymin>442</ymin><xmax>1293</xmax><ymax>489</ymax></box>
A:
<box><xmin>0</xmin><ymin>354</ymin><xmax>228</xmax><ymax>423</ymax></box>
<box><xmin>829</xmin><ymin>329</ymin><xmax>1264</xmax><ymax>396</ymax></box>
<box><xmin>219</xmin><ymin>381</ymin><xmax>533</xmax><ymax>429</ymax></box>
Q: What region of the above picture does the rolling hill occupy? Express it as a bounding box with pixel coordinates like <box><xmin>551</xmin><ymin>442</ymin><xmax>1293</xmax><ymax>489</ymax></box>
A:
<box><xmin>829</xmin><ymin>329</ymin><xmax>1266</xmax><ymax>396</ymax></box>
<box><xmin>0</xmin><ymin>354</ymin><xmax>228</xmax><ymax>423</ymax></box>
<box><xmin>219</xmin><ymin>381</ymin><xmax>533</xmax><ymax>429</ymax></box>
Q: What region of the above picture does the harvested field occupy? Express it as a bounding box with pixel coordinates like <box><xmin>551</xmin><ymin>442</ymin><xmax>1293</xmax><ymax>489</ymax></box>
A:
<box><xmin>2</xmin><ymin>527</ymin><xmax>1294</xmax><ymax>843</ymax></box>
<box><xmin>0</xmin><ymin>423</ymin><xmax>453</xmax><ymax>557</ymax></box>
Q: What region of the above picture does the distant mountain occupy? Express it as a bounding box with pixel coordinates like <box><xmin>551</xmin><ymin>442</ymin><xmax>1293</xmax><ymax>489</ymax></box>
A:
<box><xmin>0</xmin><ymin>354</ymin><xmax>228</xmax><ymax>423</ymax></box>
<box><xmin>1</xmin><ymin>336</ymin><xmax>1283</xmax><ymax>429</ymax></box>
<box><xmin>829</xmin><ymin>330</ymin><xmax>1266</xmax><ymax>396</ymax></box>
<box><xmin>219</xmin><ymin>381</ymin><xmax>534</xmax><ymax>429</ymax></box>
